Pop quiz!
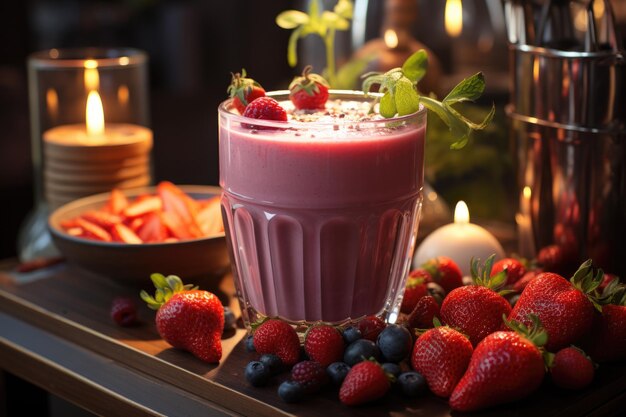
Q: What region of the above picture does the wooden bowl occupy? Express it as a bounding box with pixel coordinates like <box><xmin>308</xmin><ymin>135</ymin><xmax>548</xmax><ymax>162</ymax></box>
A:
<box><xmin>48</xmin><ymin>185</ymin><xmax>230</xmax><ymax>286</ymax></box>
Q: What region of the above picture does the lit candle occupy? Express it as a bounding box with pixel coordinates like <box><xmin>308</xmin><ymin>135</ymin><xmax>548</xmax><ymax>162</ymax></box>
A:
<box><xmin>413</xmin><ymin>201</ymin><xmax>505</xmax><ymax>276</ymax></box>
<box><xmin>42</xmin><ymin>63</ymin><xmax>152</xmax><ymax>208</ymax></box>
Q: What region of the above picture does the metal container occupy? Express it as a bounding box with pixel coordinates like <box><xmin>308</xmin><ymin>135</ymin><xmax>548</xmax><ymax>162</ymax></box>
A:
<box><xmin>505</xmin><ymin>0</ymin><xmax>626</xmax><ymax>276</ymax></box>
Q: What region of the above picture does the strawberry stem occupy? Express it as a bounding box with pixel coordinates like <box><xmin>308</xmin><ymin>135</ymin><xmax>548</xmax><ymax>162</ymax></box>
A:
<box><xmin>140</xmin><ymin>273</ymin><xmax>197</xmax><ymax>310</ymax></box>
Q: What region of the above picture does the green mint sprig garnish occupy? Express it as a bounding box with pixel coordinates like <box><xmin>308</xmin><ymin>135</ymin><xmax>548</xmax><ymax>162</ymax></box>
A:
<box><xmin>362</xmin><ymin>50</ymin><xmax>495</xmax><ymax>149</ymax></box>
<box><xmin>276</xmin><ymin>0</ymin><xmax>353</xmax><ymax>87</ymax></box>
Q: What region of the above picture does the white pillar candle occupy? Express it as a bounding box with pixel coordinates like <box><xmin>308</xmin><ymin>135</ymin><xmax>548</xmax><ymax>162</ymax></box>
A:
<box><xmin>413</xmin><ymin>201</ymin><xmax>505</xmax><ymax>276</ymax></box>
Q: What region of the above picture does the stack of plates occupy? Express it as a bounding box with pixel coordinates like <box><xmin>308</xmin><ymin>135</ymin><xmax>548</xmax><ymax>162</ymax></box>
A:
<box><xmin>42</xmin><ymin>124</ymin><xmax>153</xmax><ymax>209</ymax></box>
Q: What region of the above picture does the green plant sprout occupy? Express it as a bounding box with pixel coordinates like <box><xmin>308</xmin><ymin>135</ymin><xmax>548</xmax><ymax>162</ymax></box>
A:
<box><xmin>363</xmin><ymin>50</ymin><xmax>495</xmax><ymax>149</ymax></box>
<box><xmin>276</xmin><ymin>0</ymin><xmax>353</xmax><ymax>87</ymax></box>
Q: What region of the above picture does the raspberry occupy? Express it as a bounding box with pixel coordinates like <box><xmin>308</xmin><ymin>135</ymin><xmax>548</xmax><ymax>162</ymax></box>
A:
<box><xmin>291</xmin><ymin>360</ymin><xmax>328</xmax><ymax>393</ymax></box>
<box><xmin>110</xmin><ymin>296</ymin><xmax>138</xmax><ymax>327</ymax></box>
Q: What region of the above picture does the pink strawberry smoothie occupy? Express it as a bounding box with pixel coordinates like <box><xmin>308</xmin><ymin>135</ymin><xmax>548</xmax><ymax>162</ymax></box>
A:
<box><xmin>219</xmin><ymin>93</ymin><xmax>426</xmax><ymax>323</ymax></box>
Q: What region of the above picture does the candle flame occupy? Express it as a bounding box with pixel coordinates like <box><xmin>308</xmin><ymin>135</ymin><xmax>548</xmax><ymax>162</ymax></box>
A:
<box><xmin>445</xmin><ymin>0</ymin><xmax>463</xmax><ymax>38</ymax></box>
<box><xmin>84</xmin><ymin>60</ymin><xmax>100</xmax><ymax>91</ymax></box>
<box><xmin>384</xmin><ymin>29</ymin><xmax>399</xmax><ymax>49</ymax></box>
<box><xmin>86</xmin><ymin>90</ymin><xmax>105</xmax><ymax>137</ymax></box>
<box><xmin>454</xmin><ymin>201</ymin><xmax>470</xmax><ymax>224</ymax></box>
<box><xmin>46</xmin><ymin>88</ymin><xmax>59</xmax><ymax>120</ymax></box>
<box><xmin>118</xmin><ymin>84</ymin><xmax>130</xmax><ymax>105</ymax></box>
<box><xmin>523</xmin><ymin>186</ymin><xmax>531</xmax><ymax>199</ymax></box>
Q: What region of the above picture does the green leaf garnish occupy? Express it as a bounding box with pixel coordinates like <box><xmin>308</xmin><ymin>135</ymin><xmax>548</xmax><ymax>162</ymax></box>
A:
<box><xmin>276</xmin><ymin>0</ymin><xmax>353</xmax><ymax>87</ymax></box>
<box><xmin>362</xmin><ymin>50</ymin><xmax>494</xmax><ymax>149</ymax></box>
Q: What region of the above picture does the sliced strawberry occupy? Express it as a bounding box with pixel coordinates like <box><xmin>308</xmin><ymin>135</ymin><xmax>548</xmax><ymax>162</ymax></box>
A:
<box><xmin>111</xmin><ymin>223</ymin><xmax>143</xmax><ymax>244</ymax></box>
<box><xmin>127</xmin><ymin>216</ymin><xmax>145</xmax><ymax>232</ymax></box>
<box><xmin>60</xmin><ymin>218</ymin><xmax>81</xmax><ymax>229</ymax></box>
<box><xmin>161</xmin><ymin>211</ymin><xmax>196</xmax><ymax>240</ymax></box>
<box><xmin>105</xmin><ymin>188</ymin><xmax>129</xmax><ymax>215</ymax></box>
<box><xmin>158</xmin><ymin>181</ymin><xmax>198</xmax><ymax>224</ymax></box>
<box><xmin>196</xmin><ymin>196</ymin><xmax>223</xmax><ymax>236</ymax></box>
<box><xmin>81</xmin><ymin>210</ymin><xmax>122</xmax><ymax>230</ymax></box>
<box><xmin>138</xmin><ymin>212</ymin><xmax>169</xmax><ymax>243</ymax></box>
<box><xmin>124</xmin><ymin>196</ymin><xmax>162</xmax><ymax>218</ymax></box>
<box><xmin>75</xmin><ymin>218</ymin><xmax>113</xmax><ymax>242</ymax></box>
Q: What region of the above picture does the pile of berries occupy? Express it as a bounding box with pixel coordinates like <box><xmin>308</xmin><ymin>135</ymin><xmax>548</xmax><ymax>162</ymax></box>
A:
<box><xmin>242</xmin><ymin>255</ymin><xmax>626</xmax><ymax>411</ymax></box>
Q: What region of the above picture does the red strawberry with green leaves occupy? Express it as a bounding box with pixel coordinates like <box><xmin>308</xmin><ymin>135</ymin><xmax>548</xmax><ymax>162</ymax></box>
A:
<box><xmin>400</xmin><ymin>273</ymin><xmax>429</xmax><ymax>314</ymax></box>
<box><xmin>440</xmin><ymin>255</ymin><xmax>513</xmax><ymax>346</ymax></box>
<box><xmin>549</xmin><ymin>346</ymin><xmax>595</xmax><ymax>390</ymax></box>
<box><xmin>227</xmin><ymin>69</ymin><xmax>265</xmax><ymax>114</ymax></box>
<box><xmin>140</xmin><ymin>274</ymin><xmax>224</xmax><ymax>363</ymax></box>
<box><xmin>537</xmin><ymin>244</ymin><xmax>576</xmax><ymax>276</ymax></box>
<box><xmin>304</xmin><ymin>324</ymin><xmax>344</xmax><ymax>367</ymax></box>
<box><xmin>508</xmin><ymin>260</ymin><xmax>604</xmax><ymax>351</ymax></box>
<box><xmin>411</xmin><ymin>322</ymin><xmax>473</xmax><ymax>397</ymax></box>
<box><xmin>421</xmin><ymin>256</ymin><xmax>463</xmax><ymax>294</ymax></box>
<box><xmin>491</xmin><ymin>257</ymin><xmax>527</xmax><ymax>285</ymax></box>
<box><xmin>289</xmin><ymin>65</ymin><xmax>329</xmax><ymax>110</ymax></box>
<box><xmin>406</xmin><ymin>295</ymin><xmax>440</xmax><ymax>329</ymax></box>
<box><xmin>252</xmin><ymin>319</ymin><xmax>301</xmax><ymax>366</ymax></box>
<box><xmin>581</xmin><ymin>279</ymin><xmax>626</xmax><ymax>363</ymax></box>
<box><xmin>449</xmin><ymin>315</ymin><xmax>548</xmax><ymax>411</ymax></box>
<box><xmin>339</xmin><ymin>360</ymin><xmax>391</xmax><ymax>405</ymax></box>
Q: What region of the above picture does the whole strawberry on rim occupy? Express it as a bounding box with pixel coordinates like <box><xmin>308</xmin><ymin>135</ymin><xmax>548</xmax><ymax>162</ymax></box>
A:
<box><xmin>289</xmin><ymin>65</ymin><xmax>330</xmax><ymax>110</ymax></box>
<box><xmin>140</xmin><ymin>274</ymin><xmax>224</xmax><ymax>363</ymax></box>
<box><xmin>227</xmin><ymin>69</ymin><xmax>266</xmax><ymax>114</ymax></box>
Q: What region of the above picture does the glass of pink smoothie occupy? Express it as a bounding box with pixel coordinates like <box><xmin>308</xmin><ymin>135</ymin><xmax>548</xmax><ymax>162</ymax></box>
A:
<box><xmin>219</xmin><ymin>91</ymin><xmax>426</xmax><ymax>328</ymax></box>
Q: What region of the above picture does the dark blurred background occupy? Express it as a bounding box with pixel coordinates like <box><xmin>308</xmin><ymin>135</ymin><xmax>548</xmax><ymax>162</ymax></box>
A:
<box><xmin>2</xmin><ymin>0</ymin><xmax>625</xmax><ymax>260</ymax></box>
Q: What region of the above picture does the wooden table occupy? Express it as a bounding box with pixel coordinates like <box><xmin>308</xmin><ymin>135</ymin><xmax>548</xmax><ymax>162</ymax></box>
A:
<box><xmin>0</xmin><ymin>260</ymin><xmax>625</xmax><ymax>417</ymax></box>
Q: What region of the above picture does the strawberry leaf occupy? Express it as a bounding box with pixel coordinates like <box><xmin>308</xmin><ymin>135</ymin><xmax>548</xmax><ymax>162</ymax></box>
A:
<box><xmin>443</xmin><ymin>72</ymin><xmax>487</xmax><ymax>104</ymax></box>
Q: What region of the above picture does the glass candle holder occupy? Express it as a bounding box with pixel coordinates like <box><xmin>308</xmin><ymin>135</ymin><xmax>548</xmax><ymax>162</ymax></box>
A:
<box><xmin>18</xmin><ymin>48</ymin><xmax>152</xmax><ymax>261</ymax></box>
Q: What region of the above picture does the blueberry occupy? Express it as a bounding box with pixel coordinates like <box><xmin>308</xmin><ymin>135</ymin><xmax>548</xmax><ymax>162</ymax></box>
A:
<box><xmin>381</xmin><ymin>362</ymin><xmax>402</xmax><ymax>378</ymax></box>
<box><xmin>223</xmin><ymin>307</ymin><xmax>237</xmax><ymax>330</ymax></box>
<box><xmin>343</xmin><ymin>339</ymin><xmax>380</xmax><ymax>366</ymax></box>
<box><xmin>342</xmin><ymin>326</ymin><xmax>362</xmax><ymax>344</ymax></box>
<box><xmin>245</xmin><ymin>335</ymin><xmax>256</xmax><ymax>352</ymax></box>
<box><xmin>278</xmin><ymin>380</ymin><xmax>305</xmax><ymax>403</ymax></box>
<box><xmin>245</xmin><ymin>361</ymin><xmax>270</xmax><ymax>387</ymax></box>
<box><xmin>397</xmin><ymin>371</ymin><xmax>427</xmax><ymax>397</ymax></box>
<box><xmin>326</xmin><ymin>362</ymin><xmax>351</xmax><ymax>386</ymax></box>
<box><xmin>259</xmin><ymin>353</ymin><xmax>283</xmax><ymax>375</ymax></box>
<box><xmin>377</xmin><ymin>324</ymin><xmax>412</xmax><ymax>363</ymax></box>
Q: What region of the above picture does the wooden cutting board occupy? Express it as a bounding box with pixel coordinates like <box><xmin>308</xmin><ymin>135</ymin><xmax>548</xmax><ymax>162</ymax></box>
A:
<box><xmin>0</xmin><ymin>262</ymin><xmax>624</xmax><ymax>417</ymax></box>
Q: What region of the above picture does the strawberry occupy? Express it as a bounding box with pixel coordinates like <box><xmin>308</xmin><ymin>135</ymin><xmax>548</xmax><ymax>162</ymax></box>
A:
<box><xmin>508</xmin><ymin>260</ymin><xmax>604</xmax><ymax>351</ymax></box>
<box><xmin>304</xmin><ymin>325</ymin><xmax>344</xmax><ymax>367</ymax></box>
<box><xmin>581</xmin><ymin>279</ymin><xmax>626</xmax><ymax>363</ymax></box>
<box><xmin>137</xmin><ymin>212</ymin><xmax>169</xmax><ymax>243</ymax></box>
<box><xmin>242</xmin><ymin>97</ymin><xmax>288</xmax><ymax>126</ymax></box>
<box><xmin>537</xmin><ymin>244</ymin><xmax>576</xmax><ymax>276</ymax></box>
<box><xmin>400</xmin><ymin>273</ymin><xmax>429</xmax><ymax>314</ymax></box>
<box><xmin>227</xmin><ymin>69</ymin><xmax>265</xmax><ymax>114</ymax></box>
<box><xmin>75</xmin><ymin>217</ymin><xmax>112</xmax><ymax>242</ymax></box>
<box><xmin>252</xmin><ymin>319</ymin><xmax>301</xmax><ymax>366</ymax></box>
<box><xmin>421</xmin><ymin>256</ymin><xmax>463</xmax><ymax>294</ymax></box>
<box><xmin>111</xmin><ymin>223</ymin><xmax>143</xmax><ymax>244</ymax></box>
<box><xmin>406</xmin><ymin>296</ymin><xmax>440</xmax><ymax>329</ymax></box>
<box><xmin>491</xmin><ymin>257</ymin><xmax>526</xmax><ymax>285</ymax></box>
<box><xmin>411</xmin><ymin>324</ymin><xmax>473</xmax><ymax>397</ymax></box>
<box><xmin>288</xmin><ymin>65</ymin><xmax>329</xmax><ymax>110</ymax></box>
<box><xmin>339</xmin><ymin>360</ymin><xmax>391</xmax><ymax>405</ymax></box>
<box><xmin>513</xmin><ymin>269</ymin><xmax>541</xmax><ymax>293</ymax></box>
<box><xmin>550</xmin><ymin>346</ymin><xmax>594</xmax><ymax>390</ymax></box>
<box><xmin>291</xmin><ymin>360</ymin><xmax>328</xmax><ymax>393</ymax></box>
<box><xmin>123</xmin><ymin>195</ymin><xmax>162</xmax><ymax>218</ymax></box>
<box><xmin>440</xmin><ymin>256</ymin><xmax>512</xmax><ymax>346</ymax></box>
<box><xmin>449</xmin><ymin>315</ymin><xmax>547</xmax><ymax>411</ymax></box>
<box><xmin>110</xmin><ymin>296</ymin><xmax>139</xmax><ymax>327</ymax></box>
<box><xmin>104</xmin><ymin>188</ymin><xmax>129</xmax><ymax>215</ymax></box>
<box><xmin>140</xmin><ymin>274</ymin><xmax>224</xmax><ymax>363</ymax></box>
<box><xmin>357</xmin><ymin>316</ymin><xmax>386</xmax><ymax>342</ymax></box>
<box><xmin>81</xmin><ymin>210</ymin><xmax>122</xmax><ymax>231</ymax></box>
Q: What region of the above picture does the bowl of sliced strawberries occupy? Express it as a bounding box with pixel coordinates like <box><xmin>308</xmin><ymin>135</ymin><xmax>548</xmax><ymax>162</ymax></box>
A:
<box><xmin>49</xmin><ymin>182</ymin><xmax>230</xmax><ymax>285</ymax></box>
